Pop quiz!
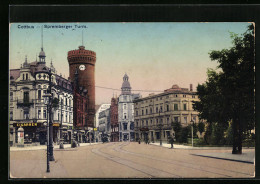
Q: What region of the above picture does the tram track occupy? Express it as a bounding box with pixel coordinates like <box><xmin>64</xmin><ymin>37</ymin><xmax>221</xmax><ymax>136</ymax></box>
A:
<box><xmin>116</xmin><ymin>142</ymin><xmax>254</xmax><ymax>178</ymax></box>
<box><xmin>91</xmin><ymin>142</ymin><xmax>182</xmax><ymax>178</ymax></box>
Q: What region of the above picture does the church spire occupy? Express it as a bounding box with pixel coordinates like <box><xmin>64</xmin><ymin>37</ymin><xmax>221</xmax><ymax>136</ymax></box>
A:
<box><xmin>38</xmin><ymin>26</ymin><xmax>46</xmax><ymax>63</ymax></box>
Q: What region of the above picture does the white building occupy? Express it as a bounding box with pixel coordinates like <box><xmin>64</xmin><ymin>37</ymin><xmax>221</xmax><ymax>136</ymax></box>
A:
<box><xmin>118</xmin><ymin>74</ymin><xmax>140</xmax><ymax>142</ymax></box>
<box><xmin>95</xmin><ymin>104</ymin><xmax>110</xmax><ymax>142</ymax></box>
<box><xmin>98</xmin><ymin>108</ymin><xmax>111</xmax><ymax>142</ymax></box>
<box><xmin>9</xmin><ymin>47</ymin><xmax>73</xmax><ymax>146</ymax></box>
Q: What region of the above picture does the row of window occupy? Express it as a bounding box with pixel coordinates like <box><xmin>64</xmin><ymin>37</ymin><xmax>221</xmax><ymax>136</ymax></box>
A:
<box><xmin>9</xmin><ymin>109</ymin><xmax>72</xmax><ymax>122</ymax></box>
<box><xmin>136</xmin><ymin>104</ymin><xmax>188</xmax><ymax>116</ymax></box>
<box><xmin>135</xmin><ymin>116</ymin><xmax>196</xmax><ymax>127</ymax></box>
<box><xmin>138</xmin><ymin>94</ymin><xmax>196</xmax><ymax>104</ymax></box>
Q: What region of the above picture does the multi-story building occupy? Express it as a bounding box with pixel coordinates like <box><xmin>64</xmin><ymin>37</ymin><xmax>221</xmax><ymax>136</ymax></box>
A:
<box><xmin>95</xmin><ymin>104</ymin><xmax>110</xmax><ymax>142</ymax></box>
<box><xmin>9</xmin><ymin>47</ymin><xmax>74</xmax><ymax>146</ymax></box>
<box><xmin>110</xmin><ymin>96</ymin><xmax>119</xmax><ymax>142</ymax></box>
<box><xmin>98</xmin><ymin>108</ymin><xmax>111</xmax><ymax>141</ymax></box>
<box><xmin>118</xmin><ymin>74</ymin><xmax>140</xmax><ymax>142</ymax></box>
<box><xmin>133</xmin><ymin>84</ymin><xmax>199</xmax><ymax>143</ymax></box>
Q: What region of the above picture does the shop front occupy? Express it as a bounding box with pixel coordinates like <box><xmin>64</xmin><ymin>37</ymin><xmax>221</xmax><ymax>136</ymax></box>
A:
<box><xmin>12</xmin><ymin>122</ymin><xmax>46</xmax><ymax>145</ymax></box>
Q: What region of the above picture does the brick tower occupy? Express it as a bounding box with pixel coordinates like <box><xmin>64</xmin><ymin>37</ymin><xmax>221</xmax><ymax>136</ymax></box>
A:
<box><xmin>68</xmin><ymin>45</ymin><xmax>96</xmax><ymax>127</ymax></box>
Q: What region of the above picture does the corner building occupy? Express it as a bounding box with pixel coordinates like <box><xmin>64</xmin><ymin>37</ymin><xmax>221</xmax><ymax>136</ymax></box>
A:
<box><xmin>68</xmin><ymin>45</ymin><xmax>96</xmax><ymax>128</ymax></box>
<box><xmin>133</xmin><ymin>84</ymin><xmax>199</xmax><ymax>143</ymax></box>
<box><xmin>118</xmin><ymin>74</ymin><xmax>140</xmax><ymax>142</ymax></box>
<box><xmin>9</xmin><ymin>48</ymin><xmax>74</xmax><ymax>146</ymax></box>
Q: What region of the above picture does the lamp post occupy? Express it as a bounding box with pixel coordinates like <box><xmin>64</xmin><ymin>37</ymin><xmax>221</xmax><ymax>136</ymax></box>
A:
<box><xmin>190</xmin><ymin>120</ymin><xmax>194</xmax><ymax>147</ymax></box>
<box><xmin>59</xmin><ymin>97</ymin><xmax>64</xmax><ymax>149</ymax></box>
<box><xmin>46</xmin><ymin>69</ymin><xmax>55</xmax><ymax>161</ymax></box>
<box><xmin>158</xmin><ymin>110</ymin><xmax>163</xmax><ymax>146</ymax></box>
<box><xmin>43</xmin><ymin>93</ymin><xmax>51</xmax><ymax>172</ymax></box>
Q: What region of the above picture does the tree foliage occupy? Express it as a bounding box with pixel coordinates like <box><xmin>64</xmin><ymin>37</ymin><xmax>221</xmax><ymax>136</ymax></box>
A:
<box><xmin>193</xmin><ymin>24</ymin><xmax>255</xmax><ymax>153</ymax></box>
<box><xmin>198</xmin><ymin>122</ymin><xmax>205</xmax><ymax>135</ymax></box>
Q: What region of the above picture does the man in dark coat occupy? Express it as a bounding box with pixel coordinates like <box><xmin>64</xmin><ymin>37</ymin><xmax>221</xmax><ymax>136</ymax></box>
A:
<box><xmin>169</xmin><ymin>136</ymin><xmax>174</xmax><ymax>149</ymax></box>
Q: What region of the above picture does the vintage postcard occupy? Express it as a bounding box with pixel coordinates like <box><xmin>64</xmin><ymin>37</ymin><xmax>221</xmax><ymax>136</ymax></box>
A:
<box><xmin>9</xmin><ymin>22</ymin><xmax>255</xmax><ymax>178</ymax></box>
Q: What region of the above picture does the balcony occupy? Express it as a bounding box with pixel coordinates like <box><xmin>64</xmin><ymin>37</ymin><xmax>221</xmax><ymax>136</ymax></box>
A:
<box><xmin>17</xmin><ymin>99</ymin><xmax>34</xmax><ymax>107</ymax></box>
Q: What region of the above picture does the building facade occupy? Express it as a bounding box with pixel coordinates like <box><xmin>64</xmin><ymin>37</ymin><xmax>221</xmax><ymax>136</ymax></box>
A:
<box><xmin>133</xmin><ymin>84</ymin><xmax>199</xmax><ymax>143</ymax></box>
<box><xmin>110</xmin><ymin>97</ymin><xmax>119</xmax><ymax>142</ymax></box>
<box><xmin>95</xmin><ymin>104</ymin><xmax>110</xmax><ymax>142</ymax></box>
<box><xmin>98</xmin><ymin>108</ymin><xmax>111</xmax><ymax>142</ymax></box>
<box><xmin>68</xmin><ymin>45</ymin><xmax>96</xmax><ymax>128</ymax></box>
<box><xmin>118</xmin><ymin>74</ymin><xmax>140</xmax><ymax>142</ymax></box>
<box><xmin>9</xmin><ymin>47</ymin><xmax>74</xmax><ymax>146</ymax></box>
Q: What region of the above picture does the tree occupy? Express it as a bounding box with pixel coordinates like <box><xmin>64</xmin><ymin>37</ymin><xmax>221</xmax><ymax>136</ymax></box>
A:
<box><xmin>198</xmin><ymin>122</ymin><xmax>205</xmax><ymax>135</ymax></box>
<box><xmin>193</xmin><ymin>25</ymin><xmax>255</xmax><ymax>154</ymax></box>
<box><xmin>179</xmin><ymin>126</ymin><xmax>189</xmax><ymax>143</ymax></box>
<box><xmin>171</xmin><ymin>121</ymin><xmax>182</xmax><ymax>142</ymax></box>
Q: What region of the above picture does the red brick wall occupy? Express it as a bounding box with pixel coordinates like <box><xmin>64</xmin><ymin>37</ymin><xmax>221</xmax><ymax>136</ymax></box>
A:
<box><xmin>68</xmin><ymin>46</ymin><xmax>96</xmax><ymax>127</ymax></box>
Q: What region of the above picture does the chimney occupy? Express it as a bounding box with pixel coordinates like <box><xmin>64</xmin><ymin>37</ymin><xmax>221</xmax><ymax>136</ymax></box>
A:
<box><xmin>190</xmin><ymin>84</ymin><xmax>193</xmax><ymax>91</ymax></box>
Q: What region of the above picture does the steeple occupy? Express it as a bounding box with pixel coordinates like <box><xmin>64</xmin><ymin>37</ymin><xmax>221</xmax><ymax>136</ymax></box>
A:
<box><xmin>50</xmin><ymin>58</ymin><xmax>56</xmax><ymax>73</ymax></box>
<box><xmin>38</xmin><ymin>26</ymin><xmax>46</xmax><ymax>63</ymax></box>
<box><xmin>23</xmin><ymin>55</ymin><xmax>30</xmax><ymax>68</ymax></box>
<box><xmin>121</xmin><ymin>73</ymin><xmax>131</xmax><ymax>95</ymax></box>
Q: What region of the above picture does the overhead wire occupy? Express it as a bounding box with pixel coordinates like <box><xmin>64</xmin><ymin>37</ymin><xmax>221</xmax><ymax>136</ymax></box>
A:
<box><xmin>95</xmin><ymin>85</ymin><xmax>164</xmax><ymax>93</ymax></box>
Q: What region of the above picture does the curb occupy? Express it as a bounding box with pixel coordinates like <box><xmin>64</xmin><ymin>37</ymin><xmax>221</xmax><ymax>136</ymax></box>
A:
<box><xmin>190</xmin><ymin>153</ymin><xmax>254</xmax><ymax>164</ymax></box>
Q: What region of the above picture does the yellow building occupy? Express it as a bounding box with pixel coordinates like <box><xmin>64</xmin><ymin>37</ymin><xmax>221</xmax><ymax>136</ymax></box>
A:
<box><xmin>133</xmin><ymin>84</ymin><xmax>199</xmax><ymax>143</ymax></box>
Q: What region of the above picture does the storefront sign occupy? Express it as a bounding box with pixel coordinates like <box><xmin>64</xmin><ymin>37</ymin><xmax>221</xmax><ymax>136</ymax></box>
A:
<box><xmin>53</xmin><ymin>123</ymin><xmax>60</xmax><ymax>127</ymax></box>
<box><xmin>13</xmin><ymin>123</ymin><xmax>38</xmax><ymax>127</ymax></box>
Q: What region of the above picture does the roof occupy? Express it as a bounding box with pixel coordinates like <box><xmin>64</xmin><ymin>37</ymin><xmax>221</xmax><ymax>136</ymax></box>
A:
<box><xmin>133</xmin><ymin>85</ymin><xmax>196</xmax><ymax>102</ymax></box>
<box><xmin>10</xmin><ymin>69</ymin><xmax>20</xmax><ymax>80</ymax></box>
<box><xmin>121</xmin><ymin>80</ymin><xmax>131</xmax><ymax>89</ymax></box>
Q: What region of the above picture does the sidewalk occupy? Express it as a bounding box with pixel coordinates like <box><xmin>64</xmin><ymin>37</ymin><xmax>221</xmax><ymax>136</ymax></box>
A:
<box><xmin>150</xmin><ymin>142</ymin><xmax>255</xmax><ymax>164</ymax></box>
<box><xmin>10</xmin><ymin>142</ymin><xmax>100</xmax><ymax>151</ymax></box>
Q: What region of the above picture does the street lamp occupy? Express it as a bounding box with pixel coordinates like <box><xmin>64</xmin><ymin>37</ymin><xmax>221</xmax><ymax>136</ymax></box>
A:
<box><xmin>44</xmin><ymin>69</ymin><xmax>55</xmax><ymax>161</ymax></box>
<box><xmin>158</xmin><ymin>110</ymin><xmax>163</xmax><ymax>146</ymax></box>
<box><xmin>43</xmin><ymin>93</ymin><xmax>51</xmax><ymax>172</ymax></box>
<box><xmin>190</xmin><ymin>120</ymin><xmax>194</xmax><ymax>147</ymax></box>
<box><xmin>59</xmin><ymin>97</ymin><xmax>64</xmax><ymax>149</ymax></box>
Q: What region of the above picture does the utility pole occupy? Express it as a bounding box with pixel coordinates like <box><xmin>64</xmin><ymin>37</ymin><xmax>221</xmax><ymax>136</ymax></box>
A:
<box><xmin>59</xmin><ymin>97</ymin><xmax>64</xmax><ymax>149</ymax></box>
<box><xmin>48</xmin><ymin>69</ymin><xmax>55</xmax><ymax>161</ymax></box>
<box><xmin>158</xmin><ymin>110</ymin><xmax>163</xmax><ymax>146</ymax></box>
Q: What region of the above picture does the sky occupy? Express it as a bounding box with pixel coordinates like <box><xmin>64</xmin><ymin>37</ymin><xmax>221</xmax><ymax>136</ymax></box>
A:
<box><xmin>9</xmin><ymin>22</ymin><xmax>251</xmax><ymax>104</ymax></box>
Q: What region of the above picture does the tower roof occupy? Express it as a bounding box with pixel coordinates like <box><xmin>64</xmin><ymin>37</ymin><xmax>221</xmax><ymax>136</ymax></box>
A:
<box><xmin>121</xmin><ymin>73</ymin><xmax>131</xmax><ymax>95</ymax></box>
<box><xmin>39</xmin><ymin>48</ymin><xmax>46</xmax><ymax>57</ymax></box>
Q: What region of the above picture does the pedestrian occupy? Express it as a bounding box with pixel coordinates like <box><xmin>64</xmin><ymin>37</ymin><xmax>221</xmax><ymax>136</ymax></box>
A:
<box><xmin>138</xmin><ymin>138</ymin><xmax>141</xmax><ymax>144</ymax></box>
<box><xmin>169</xmin><ymin>136</ymin><xmax>174</xmax><ymax>149</ymax></box>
